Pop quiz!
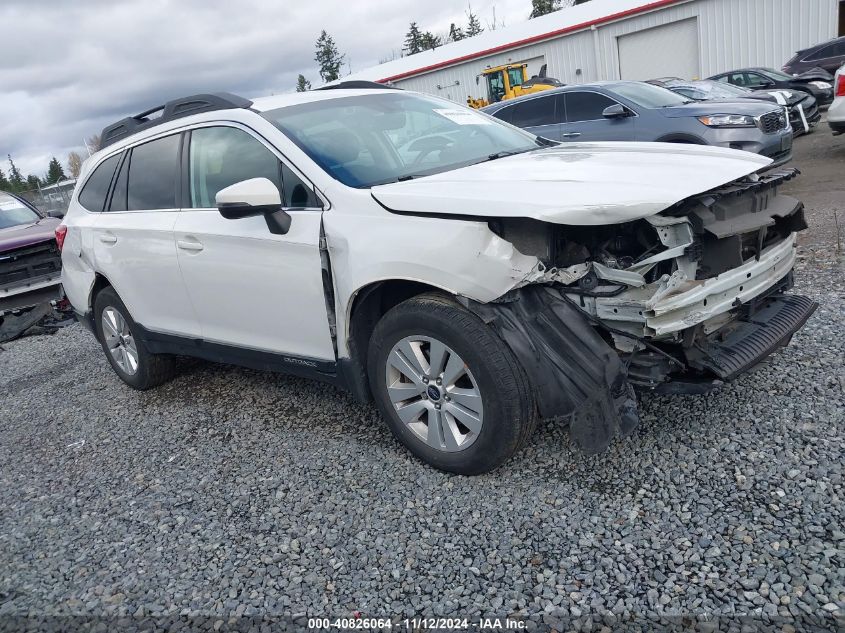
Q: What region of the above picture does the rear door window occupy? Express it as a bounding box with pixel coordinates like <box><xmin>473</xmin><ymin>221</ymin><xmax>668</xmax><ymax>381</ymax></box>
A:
<box><xmin>564</xmin><ymin>92</ymin><xmax>617</xmax><ymax>122</ymax></box>
<box><xmin>127</xmin><ymin>134</ymin><xmax>180</xmax><ymax>210</ymax></box>
<box><xmin>78</xmin><ymin>154</ymin><xmax>120</xmax><ymax>212</ymax></box>
<box><xmin>508</xmin><ymin>95</ymin><xmax>557</xmax><ymax>127</ymax></box>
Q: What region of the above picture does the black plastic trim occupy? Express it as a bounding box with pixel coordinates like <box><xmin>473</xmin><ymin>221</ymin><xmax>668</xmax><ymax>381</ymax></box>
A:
<box><xmin>133</xmin><ymin>323</ymin><xmax>344</xmax><ymax>387</ymax></box>
<box><xmin>100</xmin><ymin>92</ymin><xmax>253</xmax><ymax>149</ymax></box>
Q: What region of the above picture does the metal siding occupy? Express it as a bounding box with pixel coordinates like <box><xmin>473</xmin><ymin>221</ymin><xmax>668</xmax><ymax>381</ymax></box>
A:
<box><xmin>391</xmin><ymin>0</ymin><xmax>837</xmax><ymax>102</ymax></box>
<box><xmin>617</xmin><ymin>17</ymin><xmax>700</xmax><ymax>79</ymax></box>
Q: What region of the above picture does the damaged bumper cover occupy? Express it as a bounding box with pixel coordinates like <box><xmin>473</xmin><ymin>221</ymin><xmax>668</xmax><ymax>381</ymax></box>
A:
<box><xmin>460</xmin><ymin>285</ymin><xmax>639</xmax><ymax>455</ymax></box>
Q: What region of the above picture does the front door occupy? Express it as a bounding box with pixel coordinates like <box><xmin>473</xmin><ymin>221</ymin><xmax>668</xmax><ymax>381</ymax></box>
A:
<box><xmin>562</xmin><ymin>91</ymin><xmax>637</xmax><ymax>141</ymax></box>
<box><xmin>173</xmin><ymin>124</ymin><xmax>335</xmax><ymax>361</ymax></box>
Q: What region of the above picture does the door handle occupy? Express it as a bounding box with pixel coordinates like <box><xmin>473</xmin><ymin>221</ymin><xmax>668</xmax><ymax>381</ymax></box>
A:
<box><xmin>177</xmin><ymin>239</ymin><xmax>204</xmax><ymax>252</ymax></box>
<box><xmin>561</xmin><ymin>132</ymin><xmax>582</xmax><ymax>139</ymax></box>
<box><xmin>98</xmin><ymin>234</ymin><xmax>117</xmax><ymax>244</ymax></box>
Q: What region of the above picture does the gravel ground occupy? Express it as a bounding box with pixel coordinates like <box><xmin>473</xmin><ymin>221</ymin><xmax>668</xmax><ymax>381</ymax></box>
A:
<box><xmin>1</xmin><ymin>136</ymin><xmax>844</xmax><ymax>633</ymax></box>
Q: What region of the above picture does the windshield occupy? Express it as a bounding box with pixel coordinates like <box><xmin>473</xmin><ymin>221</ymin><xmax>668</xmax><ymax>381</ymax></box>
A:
<box><xmin>0</xmin><ymin>193</ymin><xmax>41</xmax><ymax>229</ymax></box>
<box><xmin>612</xmin><ymin>82</ymin><xmax>691</xmax><ymax>108</ymax></box>
<box><xmin>261</xmin><ymin>92</ymin><xmax>540</xmax><ymax>187</ymax></box>
<box><xmin>760</xmin><ymin>68</ymin><xmax>794</xmax><ymax>81</ymax></box>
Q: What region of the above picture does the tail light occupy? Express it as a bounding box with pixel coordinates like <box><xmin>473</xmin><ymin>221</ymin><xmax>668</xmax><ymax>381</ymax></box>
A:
<box><xmin>836</xmin><ymin>74</ymin><xmax>845</xmax><ymax>97</ymax></box>
<box><xmin>55</xmin><ymin>225</ymin><xmax>68</xmax><ymax>251</ymax></box>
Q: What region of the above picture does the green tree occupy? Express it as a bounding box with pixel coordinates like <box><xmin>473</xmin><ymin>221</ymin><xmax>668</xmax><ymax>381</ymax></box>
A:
<box><xmin>46</xmin><ymin>156</ymin><xmax>66</xmax><ymax>184</ymax></box>
<box><xmin>315</xmin><ymin>30</ymin><xmax>345</xmax><ymax>83</ymax></box>
<box><xmin>466</xmin><ymin>7</ymin><xmax>483</xmax><ymax>36</ymax></box>
<box><xmin>448</xmin><ymin>23</ymin><xmax>465</xmax><ymax>42</ymax></box>
<box><xmin>404</xmin><ymin>22</ymin><xmax>423</xmax><ymax>55</ymax></box>
<box><xmin>420</xmin><ymin>31</ymin><xmax>441</xmax><ymax>51</ymax></box>
<box><xmin>295</xmin><ymin>74</ymin><xmax>312</xmax><ymax>92</ymax></box>
<box><xmin>0</xmin><ymin>167</ymin><xmax>9</xmax><ymax>191</ymax></box>
<box><xmin>7</xmin><ymin>155</ymin><xmax>24</xmax><ymax>193</ymax></box>
<box><xmin>26</xmin><ymin>175</ymin><xmax>40</xmax><ymax>190</ymax></box>
<box><xmin>530</xmin><ymin>0</ymin><xmax>560</xmax><ymax>18</ymax></box>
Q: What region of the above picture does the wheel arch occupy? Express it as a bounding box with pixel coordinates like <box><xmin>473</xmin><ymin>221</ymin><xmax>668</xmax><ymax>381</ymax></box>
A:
<box><xmin>340</xmin><ymin>278</ymin><xmax>456</xmax><ymax>403</ymax></box>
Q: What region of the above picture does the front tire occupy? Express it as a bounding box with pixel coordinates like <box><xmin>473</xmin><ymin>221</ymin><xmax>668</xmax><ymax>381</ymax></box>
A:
<box><xmin>93</xmin><ymin>287</ymin><xmax>176</xmax><ymax>390</ymax></box>
<box><xmin>367</xmin><ymin>293</ymin><xmax>536</xmax><ymax>475</ymax></box>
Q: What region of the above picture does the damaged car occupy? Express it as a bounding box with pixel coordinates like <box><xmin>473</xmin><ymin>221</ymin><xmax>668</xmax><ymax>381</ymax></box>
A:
<box><xmin>59</xmin><ymin>86</ymin><xmax>817</xmax><ymax>474</ymax></box>
<box><xmin>0</xmin><ymin>191</ymin><xmax>66</xmax><ymax>342</ymax></box>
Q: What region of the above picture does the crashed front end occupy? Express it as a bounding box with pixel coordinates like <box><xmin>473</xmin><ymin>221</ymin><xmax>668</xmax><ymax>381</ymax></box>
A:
<box><xmin>496</xmin><ymin>168</ymin><xmax>817</xmax><ymax>397</ymax></box>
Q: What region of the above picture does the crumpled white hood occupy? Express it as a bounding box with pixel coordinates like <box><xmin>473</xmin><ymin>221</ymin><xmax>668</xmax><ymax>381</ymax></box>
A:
<box><xmin>371</xmin><ymin>142</ymin><xmax>772</xmax><ymax>225</ymax></box>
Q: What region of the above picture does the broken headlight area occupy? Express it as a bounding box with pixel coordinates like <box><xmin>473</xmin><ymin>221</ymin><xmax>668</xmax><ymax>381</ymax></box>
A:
<box><xmin>490</xmin><ymin>168</ymin><xmax>817</xmax><ymax>391</ymax></box>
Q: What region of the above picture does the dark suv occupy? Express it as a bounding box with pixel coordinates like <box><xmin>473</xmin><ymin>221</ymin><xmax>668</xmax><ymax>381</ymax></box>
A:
<box><xmin>783</xmin><ymin>36</ymin><xmax>845</xmax><ymax>77</ymax></box>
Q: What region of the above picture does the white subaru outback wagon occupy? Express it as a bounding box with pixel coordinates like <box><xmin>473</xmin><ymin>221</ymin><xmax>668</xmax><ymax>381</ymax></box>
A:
<box><xmin>59</xmin><ymin>84</ymin><xmax>817</xmax><ymax>474</ymax></box>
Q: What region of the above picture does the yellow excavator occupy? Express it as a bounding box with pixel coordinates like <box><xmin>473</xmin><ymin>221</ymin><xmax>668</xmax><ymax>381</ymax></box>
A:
<box><xmin>467</xmin><ymin>63</ymin><xmax>564</xmax><ymax>109</ymax></box>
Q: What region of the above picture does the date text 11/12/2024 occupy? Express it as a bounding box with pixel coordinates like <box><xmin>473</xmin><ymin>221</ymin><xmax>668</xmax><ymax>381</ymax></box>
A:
<box><xmin>307</xmin><ymin>617</ymin><xmax>526</xmax><ymax>630</ymax></box>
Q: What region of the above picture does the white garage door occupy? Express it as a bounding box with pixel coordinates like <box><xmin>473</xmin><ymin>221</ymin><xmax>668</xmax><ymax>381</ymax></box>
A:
<box><xmin>617</xmin><ymin>18</ymin><xmax>700</xmax><ymax>81</ymax></box>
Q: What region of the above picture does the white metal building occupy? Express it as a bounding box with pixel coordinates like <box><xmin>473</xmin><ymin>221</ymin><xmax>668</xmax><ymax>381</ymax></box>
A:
<box><xmin>340</xmin><ymin>0</ymin><xmax>840</xmax><ymax>104</ymax></box>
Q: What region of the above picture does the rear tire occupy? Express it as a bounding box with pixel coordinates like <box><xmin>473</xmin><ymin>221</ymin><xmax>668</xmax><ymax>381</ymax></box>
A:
<box><xmin>367</xmin><ymin>293</ymin><xmax>536</xmax><ymax>475</ymax></box>
<box><xmin>93</xmin><ymin>287</ymin><xmax>176</xmax><ymax>390</ymax></box>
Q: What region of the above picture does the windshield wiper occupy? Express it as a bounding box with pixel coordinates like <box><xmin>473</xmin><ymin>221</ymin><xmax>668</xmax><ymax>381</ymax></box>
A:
<box><xmin>485</xmin><ymin>148</ymin><xmax>533</xmax><ymax>161</ymax></box>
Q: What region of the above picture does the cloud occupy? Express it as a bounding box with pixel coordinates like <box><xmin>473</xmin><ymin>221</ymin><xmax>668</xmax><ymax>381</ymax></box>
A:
<box><xmin>1</xmin><ymin>0</ymin><xmax>528</xmax><ymax>179</ymax></box>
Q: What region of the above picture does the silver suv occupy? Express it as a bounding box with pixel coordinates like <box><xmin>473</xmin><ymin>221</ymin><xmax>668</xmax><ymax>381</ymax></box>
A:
<box><xmin>483</xmin><ymin>81</ymin><xmax>793</xmax><ymax>166</ymax></box>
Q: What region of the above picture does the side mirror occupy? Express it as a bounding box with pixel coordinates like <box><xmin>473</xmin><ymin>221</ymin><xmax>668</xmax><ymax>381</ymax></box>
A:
<box><xmin>216</xmin><ymin>177</ymin><xmax>291</xmax><ymax>235</ymax></box>
<box><xmin>46</xmin><ymin>209</ymin><xmax>65</xmax><ymax>218</ymax></box>
<box><xmin>602</xmin><ymin>104</ymin><xmax>628</xmax><ymax>119</ymax></box>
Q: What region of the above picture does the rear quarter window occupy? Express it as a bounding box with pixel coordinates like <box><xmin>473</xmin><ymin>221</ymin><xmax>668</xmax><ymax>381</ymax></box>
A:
<box><xmin>78</xmin><ymin>154</ymin><xmax>120</xmax><ymax>212</ymax></box>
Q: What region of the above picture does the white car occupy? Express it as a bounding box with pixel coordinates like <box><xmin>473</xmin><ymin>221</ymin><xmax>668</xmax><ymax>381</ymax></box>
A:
<box><xmin>829</xmin><ymin>66</ymin><xmax>845</xmax><ymax>135</ymax></box>
<box><xmin>59</xmin><ymin>85</ymin><xmax>817</xmax><ymax>474</ymax></box>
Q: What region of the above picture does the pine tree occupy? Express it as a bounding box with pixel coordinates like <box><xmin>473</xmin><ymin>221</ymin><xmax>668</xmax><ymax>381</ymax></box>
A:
<box><xmin>7</xmin><ymin>155</ymin><xmax>24</xmax><ymax>192</ymax></box>
<box><xmin>46</xmin><ymin>156</ymin><xmax>66</xmax><ymax>184</ymax></box>
<box><xmin>466</xmin><ymin>8</ymin><xmax>483</xmax><ymax>36</ymax></box>
<box><xmin>295</xmin><ymin>74</ymin><xmax>312</xmax><ymax>92</ymax></box>
<box><xmin>420</xmin><ymin>31</ymin><xmax>441</xmax><ymax>51</ymax></box>
<box><xmin>0</xmin><ymin>167</ymin><xmax>9</xmax><ymax>191</ymax></box>
<box><xmin>404</xmin><ymin>22</ymin><xmax>423</xmax><ymax>55</ymax></box>
<box><xmin>315</xmin><ymin>30</ymin><xmax>345</xmax><ymax>83</ymax></box>
<box><xmin>530</xmin><ymin>0</ymin><xmax>560</xmax><ymax>18</ymax></box>
<box><xmin>26</xmin><ymin>175</ymin><xmax>40</xmax><ymax>190</ymax></box>
<box><xmin>448</xmin><ymin>23</ymin><xmax>465</xmax><ymax>42</ymax></box>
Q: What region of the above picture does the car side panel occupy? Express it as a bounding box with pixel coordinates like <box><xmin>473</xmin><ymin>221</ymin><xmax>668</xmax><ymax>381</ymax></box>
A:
<box><xmin>321</xmin><ymin>189</ymin><xmax>542</xmax><ymax>360</ymax></box>
<box><xmin>90</xmin><ymin>210</ymin><xmax>201</xmax><ymax>337</ymax></box>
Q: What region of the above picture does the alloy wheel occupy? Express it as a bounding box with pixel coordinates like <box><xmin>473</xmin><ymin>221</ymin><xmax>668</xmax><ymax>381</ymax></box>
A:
<box><xmin>102</xmin><ymin>306</ymin><xmax>139</xmax><ymax>376</ymax></box>
<box><xmin>385</xmin><ymin>335</ymin><xmax>484</xmax><ymax>452</ymax></box>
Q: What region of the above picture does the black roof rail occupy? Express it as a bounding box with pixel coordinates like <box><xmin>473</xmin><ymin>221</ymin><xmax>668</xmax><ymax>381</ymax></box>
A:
<box><xmin>316</xmin><ymin>80</ymin><xmax>398</xmax><ymax>91</ymax></box>
<box><xmin>100</xmin><ymin>92</ymin><xmax>253</xmax><ymax>149</ymax></box>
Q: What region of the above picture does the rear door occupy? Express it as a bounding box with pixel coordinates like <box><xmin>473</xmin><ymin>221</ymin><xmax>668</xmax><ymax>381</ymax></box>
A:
<box><xmin>89</xmin><ymin>134</ymin><xmax>200</xmax><ymax>337</ymax></box>
<box><xmin>173</xmin><ymin>123</ymin><xmax>335</xmax><ymax>361</ymax></box>
<box><xmin>561</xmin><ymin>90</ymin><xmax>637</xmax><ymax>141</ymax></box>
<box><xmin>503</xmin><ymin>93</ymin><xmax>561</xmax><ymax>140</ymax></box>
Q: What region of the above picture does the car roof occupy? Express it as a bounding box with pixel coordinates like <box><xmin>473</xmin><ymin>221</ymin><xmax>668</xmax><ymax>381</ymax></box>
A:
<box><xmin>481</xmin><ymin>80</ymin><xmax>654</xmax><ymax>110</ymax></box>
<box><xmin>797</xmin><ymin>35</ymin><xmax>845</xmax><ymax>54</ymax></box>
<box><xmin>251</xmin><ymin>88</ymin><xmax>406</xmax><ymax>112</ymax></box>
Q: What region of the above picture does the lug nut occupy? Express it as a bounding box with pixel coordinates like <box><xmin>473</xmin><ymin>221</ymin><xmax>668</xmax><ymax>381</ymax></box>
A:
<box><xmin>435</xmin><ymin>403</ymin><xmax>441</xmax><ymax>410</ymax></box>
<box><xmin>444</xmin><ymin>395</ymin><xmax>451</xmax><ymax>402</ymax></box>
<box><xmin>422</xmin><ymin>377</ymin><xmax>429</xmax><ymax>384</ymax></box>
<box><xmin>436</xmin><ymin>378</ymin><xmax>442</xmax><ymax>385</ymax></box>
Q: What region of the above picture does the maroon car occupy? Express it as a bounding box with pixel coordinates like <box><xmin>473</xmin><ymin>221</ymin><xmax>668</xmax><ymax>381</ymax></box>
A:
<box><xmin>0</xmin><ymin>191</ymin><xmax>65</xmax><ymax>341</ymax></box>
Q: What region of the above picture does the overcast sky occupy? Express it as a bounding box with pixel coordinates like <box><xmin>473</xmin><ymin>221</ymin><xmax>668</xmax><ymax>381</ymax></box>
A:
<box><xmin>1</xmin><ymin>0</ymin><xmax>537</xmax><ymax>180</ymax></box>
